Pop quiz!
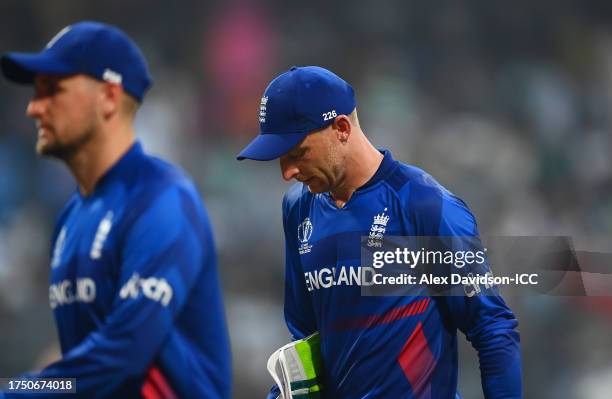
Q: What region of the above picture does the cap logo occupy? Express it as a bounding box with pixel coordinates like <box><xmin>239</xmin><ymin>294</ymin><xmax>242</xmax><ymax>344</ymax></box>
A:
<box><xmin>259</xmin><ymin>96</ymin><xmax>268</xmax><ymax>123</ymax></box>
<box><xmin>45</xmin><ymin>26</ymin><xmax>72</xmax><ymax>49</ymax></box>
<box><xmin>102</xmin><ymin>69</ymin><xmax>123</xmax><ymax>84</ymax></box>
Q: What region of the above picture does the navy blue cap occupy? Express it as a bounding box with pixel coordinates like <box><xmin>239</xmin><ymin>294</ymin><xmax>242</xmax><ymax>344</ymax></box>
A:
<box><xmin>237</xmin><ymin>66</ymin><xmax>356</xmax><ymax>161</ymax></box>
<box><xmin>1</xmin><ymin>21</ymin><xmax>152</xmax><ymax>102</ymax></box>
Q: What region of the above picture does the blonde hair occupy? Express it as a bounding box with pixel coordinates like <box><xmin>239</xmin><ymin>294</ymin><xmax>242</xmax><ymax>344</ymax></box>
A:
<box><xmin>121</xmin><ymin>94</ymin><xmax>140</xmax><ymax>118</ymax></box>
<box><xmin>348</xmin><ymin>108</ymin><xmax>360</xmax><ymax>127</ymax></box>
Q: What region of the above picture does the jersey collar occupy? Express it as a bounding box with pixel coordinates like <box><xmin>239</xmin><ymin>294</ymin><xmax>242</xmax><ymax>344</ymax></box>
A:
<box><xmin>357</xmin><ymin>148</ymin><xmax>397</xmax><ymax>192</ymax></box>
<box><xmin>79</xmin><ymin>141</ymin><xmax>145</xmax><ymax>199</ymax></box>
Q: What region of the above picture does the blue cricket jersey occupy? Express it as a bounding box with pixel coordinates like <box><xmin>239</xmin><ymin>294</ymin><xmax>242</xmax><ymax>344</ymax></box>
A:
<box><xmin>271</xmin><ymin>150</ymin><xmax>522</xmax><ymax>398</ymax></box>
<box><xmin>7</xmin><ymin>142</ymin><xmax>231</xmax><ymax>398</ymax></box>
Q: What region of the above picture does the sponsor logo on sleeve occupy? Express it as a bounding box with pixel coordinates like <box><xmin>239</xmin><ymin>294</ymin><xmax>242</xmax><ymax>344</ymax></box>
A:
<box><xmin>119</xmin><ymin>273</ymin><xmax>173</xmax><ymax>306</ymax></box>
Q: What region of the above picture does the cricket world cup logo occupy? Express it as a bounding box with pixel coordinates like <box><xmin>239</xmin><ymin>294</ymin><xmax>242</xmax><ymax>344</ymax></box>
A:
<box><xmin>298</xmin><ymin>217</ymin><xmax>313</xmax><ymax>255</ymax></box>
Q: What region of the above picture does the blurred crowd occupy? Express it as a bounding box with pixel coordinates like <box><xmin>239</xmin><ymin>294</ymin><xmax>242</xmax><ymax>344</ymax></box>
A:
<box><xmin>1</xmin><ymin>1</ymin><xmax>611</xmax><ymax>398</ymax></box>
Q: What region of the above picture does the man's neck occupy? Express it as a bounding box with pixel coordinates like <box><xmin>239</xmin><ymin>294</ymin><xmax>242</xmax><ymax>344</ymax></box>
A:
<box><xmin>330</xmin><ymin>140</ymin><xmax>384</xmax><ymax>208</ymax></box>
<box><xmin>65</xmin><ymin>125</ymin><xmax>136</xmax><ymax>196</ymax></box>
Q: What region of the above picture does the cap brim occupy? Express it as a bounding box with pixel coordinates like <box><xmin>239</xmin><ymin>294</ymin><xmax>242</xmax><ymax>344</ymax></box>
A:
<box><xmin>237</xmin><ymin>131</ymin><xmax>309</xmax><ymax>161</ymax></box>
<box><xmin>1</xmin><ymin>52</ymin><xmax>74</xmax><ymax>84</ymax></box>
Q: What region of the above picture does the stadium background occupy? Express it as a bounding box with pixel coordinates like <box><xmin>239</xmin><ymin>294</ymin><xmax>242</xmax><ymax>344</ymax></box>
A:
<box><xmin>1</xmin><ymin>1</ymin><xmax>611</xmax><ymax>398</ymax></box>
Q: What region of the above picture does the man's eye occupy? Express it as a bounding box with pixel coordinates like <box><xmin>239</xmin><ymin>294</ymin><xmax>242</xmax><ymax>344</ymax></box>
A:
<box><xmin>47</xmin><ymin>83</ymin><xmax>61</xmax><ymax>94</ymax></box>
<box><xmin>36</xmin><ymin>80</ymin><xmax>62</xmax><ymax>96</ymax></box>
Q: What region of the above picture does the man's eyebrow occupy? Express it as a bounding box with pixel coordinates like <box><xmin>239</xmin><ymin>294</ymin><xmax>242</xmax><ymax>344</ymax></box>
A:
<box><xmin>36</xmin><ymin>76</ymin><xmax>58</xmax><ymax>87</ymax></box>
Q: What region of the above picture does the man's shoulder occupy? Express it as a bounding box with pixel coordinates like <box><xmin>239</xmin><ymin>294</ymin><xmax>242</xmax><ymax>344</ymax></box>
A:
<box><xmin>282</xmin><ymin>182</ymin><xmax>310</xmax><ymax>217</ymax></box>
<box><xmin>115</xmin><ymin>153</ymin><xmax>207</xmax><ymax>232</ymax></box>
<box><xmin>140</xmin><ymin>154</ymin><xmax>193</xmax><ymax>187</ymax></box>
<box><xmin>132</xmin><ymin>153</ymin><xmax>202</xmax><ymax>203</ymax></box>
<box><xmin>385</xmin><ymin>161</ymin><xmax>452</xmax><ymax>200</ymax></box>
<box><xmin>386</xmin><ymin>161</ymin><xmax>473</xmax><ymax>226</ymax></box>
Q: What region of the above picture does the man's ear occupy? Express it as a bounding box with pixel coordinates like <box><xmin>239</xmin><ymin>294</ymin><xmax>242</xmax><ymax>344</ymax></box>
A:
<box><xmin>333</xmin><ymin>115</ymin><xmax>352</xmax><ymax>143</ymax></box>
<box><xmin>99</xmin><ymin>82</ymin><xmax>123</xmax><ymax>119</ymax></box>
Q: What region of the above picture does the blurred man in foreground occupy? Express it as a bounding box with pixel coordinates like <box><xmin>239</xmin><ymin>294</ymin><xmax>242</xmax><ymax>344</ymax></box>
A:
<box><xmin>1</xmin><ymin>21</ymin><xmax>231</xmax><ymax>398</ymax></box>
<box><xmin>238</xmin><ymin>66</ymin><xmax>522</xmax><ymax>398</ymax></box>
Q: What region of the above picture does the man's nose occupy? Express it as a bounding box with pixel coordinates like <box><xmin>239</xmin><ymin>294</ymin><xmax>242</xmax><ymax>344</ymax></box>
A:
<box><xmin>280</xmin><ymin>159</ymin><xmax>300</xmax><ymax>182</ymax></box>
<box><xmin>26</xmin><ymin>97</ymin><xmax>45</xmax><ymax>119</ymax></box>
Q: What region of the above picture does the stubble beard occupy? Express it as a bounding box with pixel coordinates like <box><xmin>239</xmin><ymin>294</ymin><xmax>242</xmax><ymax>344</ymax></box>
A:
<box><xmin>308</xmin><ymin>155</ymin><xmax>345</xmax><ymax>195</ymax></box>
<box><xmin>36</xmin><ymin>123</ymin><xmax>97</xmax><ymax>161</ymax></box>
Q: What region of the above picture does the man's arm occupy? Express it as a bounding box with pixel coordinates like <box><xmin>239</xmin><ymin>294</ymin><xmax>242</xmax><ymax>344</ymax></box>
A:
<box><xmin>404</xmin><ymin>172</ymin><xmax>522</xmax><ymax>398</ymax></box>
<box><xmin>266</xmin><ymin>192</ymin><xmax>318</xmax><ymax>399</ymax></box>
<box><xmin>438</xmin><ymin>195</ymin><xmax>522</xmax><ymax>398</ymax></box>
<box><xmin>6</xmin><ymin>186</ymin><xmax>207</xmax><ymax>398</ymax></box>
<box><xmin>283</xmin><ymin>236</ymin><xmax>318</xmax><ymax>341</ymax></box>
<box><xmin>282</xmin><ymin>191</ymin><xmax>317</xmax><ymax>340</ymax></box>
